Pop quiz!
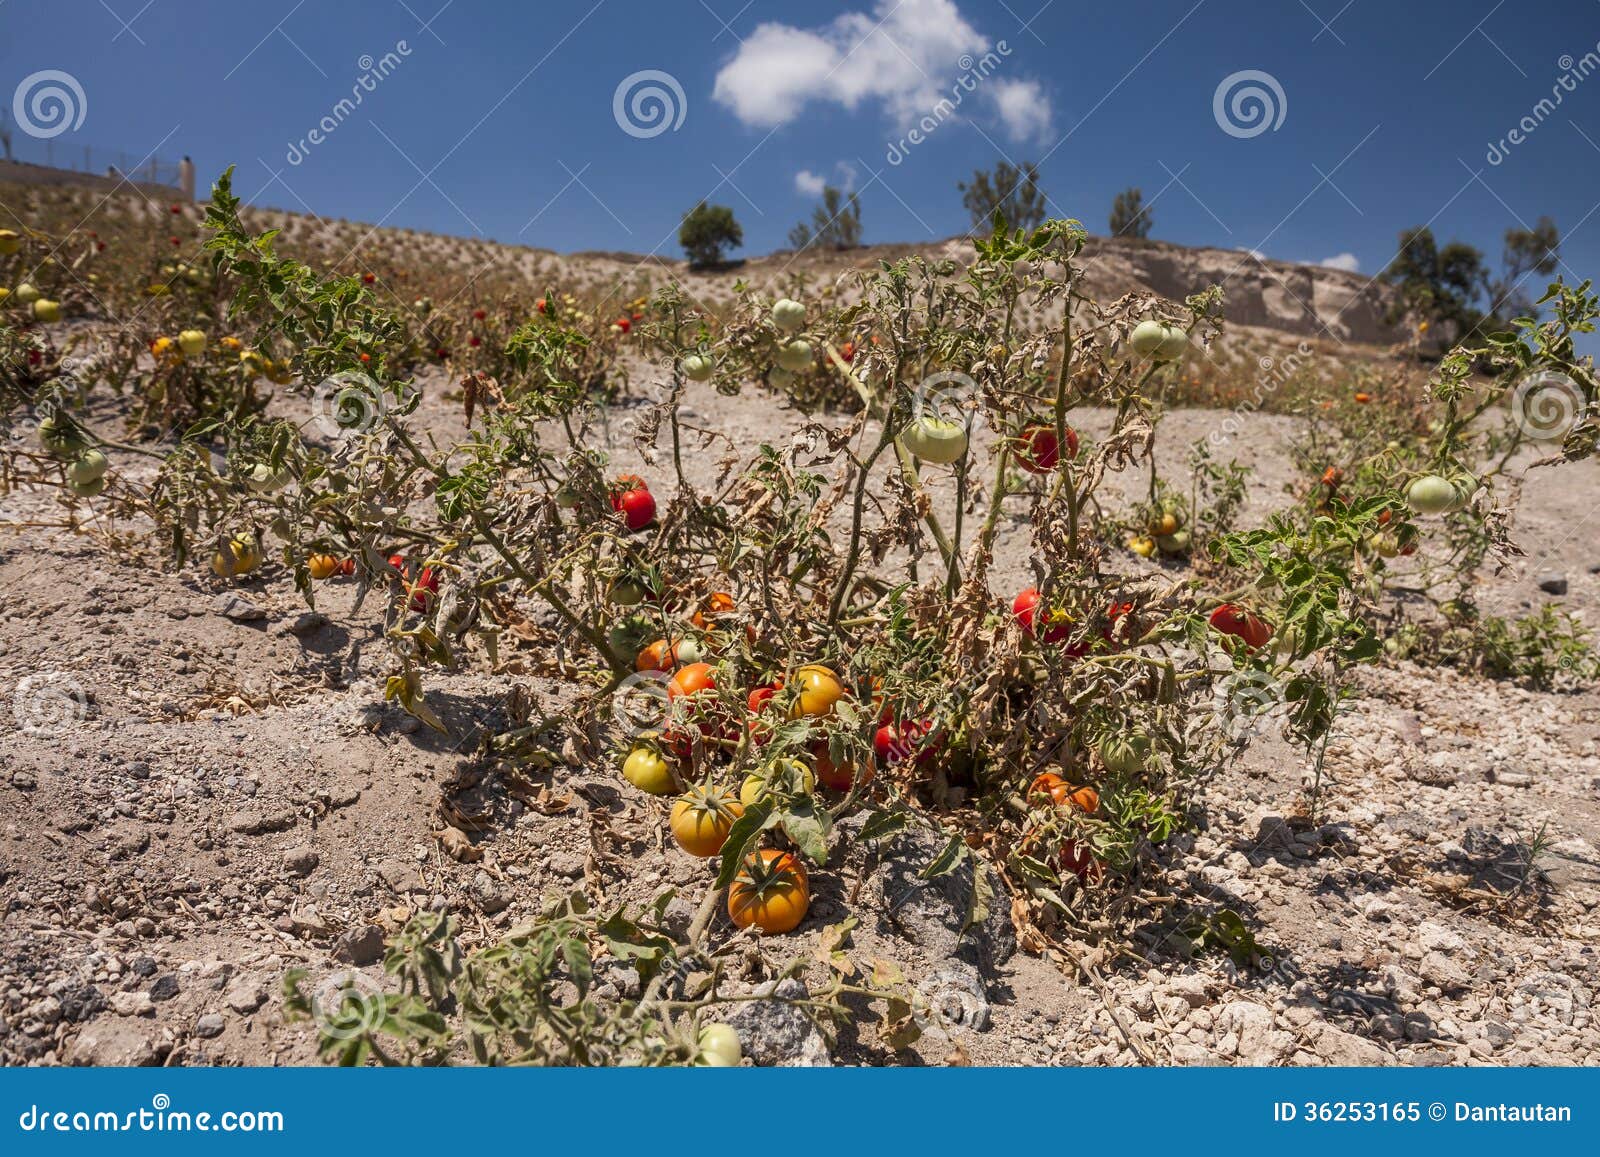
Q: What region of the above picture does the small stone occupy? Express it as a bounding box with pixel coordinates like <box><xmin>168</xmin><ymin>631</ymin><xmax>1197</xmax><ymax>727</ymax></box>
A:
<box><xmin>229</xmin><ymin>808</ymin><xmax>296</xmax><ymax>835</ymax></box>
<box><xmin>213</xmin><ymin>594</ymin><xmax>268</xmax><ymax>622</ymax></box>
<box><xmin>1536</xmin><ymin>572</ymin><xmax>1568</xmax><ymax>596</ymax></box>
<box><xmin>109</xmin><ymin>991</ymin><xmax>154</xmax><ymax>1017</ymax></box>
<box><xmin>225</xmin><ymin>981</ymin><xmax>266</xmax><ymax>1014</ymax></box>
<box><xmin>281</xmin><ymin>612</ymin><xmax>329</xmax><ymax>636</ymax></box>
<box><xmin>148</xmin><ymin>974</ymin><xmax>180</xmax><ymax>1002</ymax></box>
<box><xmin>68</xmin><ymin>1021</ymin><xmax>162</xmax><ymax>1066</ymax></box>
<box><xmin>194</xmin><ymin>1013</ymin><xmax>225</xmax><ymax>1038</ymax></box>
<box><xmin>282</xmin><ymin>845</ymin><xmax>319</xmax><ymax>877</ymax></box>
<box><xmin>377</xmin><ymin>859</ymin><xmax>427</xmax><ymax>894</ymax></box>
<box><xmin>334</xmin><ymin>925</ymin><xmax>386</xmax><ymax>966</ymax></box>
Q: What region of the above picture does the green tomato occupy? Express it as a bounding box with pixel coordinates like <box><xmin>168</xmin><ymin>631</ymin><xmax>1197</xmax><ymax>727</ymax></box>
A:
<box><xmin>680</xmin><ymin>353</ymin><xmax>714</xmax><ymax>382</ymax></box>
<box><xmin>1098</xmin><ymin>731</ymin><xmax>1151</xmax><ymax>775</ymax></box>
<box><xmin>31</xmin><ymin>299</ymin><xmax>61</xmax><ymax>324</ymax></box>
<box><xmin>1154</xmin><ymin>530</ymin><xmax>1190</xmax><ymax>554</ymax></box>
<box><xmin>246</xmin><ymin>463</ymin><xmax>290</xmax><ymax>493</ymax></box>
<box><xmin>695</xmin><ymin>1023</ymin><xmax>742</xmax><ymax>1067</ymax></box>
<box><xmin>1405</xmin><ymin>475</ymin><xmax>1462</xmax><ymax>515</ymax></box>
<box><xmin>609</xmin><ymin>579</ymin><xmax>648</xmax><ymax>607</ymax></box>
<box><xmin>900</xmin><ymin>416</ymin><xmax>969</xmax><ymax>464</ymax></box>
<box><xmin>67</xmin><ymin>474</ymin><xmax>106</xmax><ymax>498</ymax></box>
<box><xmin>769</xmin><ymin>367</ymin><xmax>796</xmax><ymax>389</ymax></box>
<box><xmin>771</xmin><ymin>298</ymin><xmax>806</xmax><ymax>333</ymax></box>
<box><xmin>178</xmin><ymin>329</ymin><xmax>207</xmax><ymax>357</ymax></box>
<box><xmin>622</xmin><ymin>747</ymin><xmax>676</xmax><ymax>795</ymax></box>
<box><xmin>67</xmin><ymin>449</ymin><xmax>108</xmax><ymax>486</ymax></box>
<box><xmin>776</xmin><ymin>339</ymin><xmax>814</xmax><ymax>372</ymax></box>
<box><xmin>1129</xmin><ymin>320</ymin><xmax>1188</xmax><ymax>362</ymax></box>
<box><xmin>38</xmin><ymin>417</ymin><xmax>89</xmax><ymax>458</ymax></box>
<box><xmin>14</xmin><ymin>283</ymin><xmax>41</xmax><ymax>305</ymax></box>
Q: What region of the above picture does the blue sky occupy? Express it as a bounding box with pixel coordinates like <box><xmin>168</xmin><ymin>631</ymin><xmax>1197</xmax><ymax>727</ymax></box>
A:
<box><xmin>5</xmin><ymin>0</ymin><xmax>1600</xmax><ymax>305</ymax></box>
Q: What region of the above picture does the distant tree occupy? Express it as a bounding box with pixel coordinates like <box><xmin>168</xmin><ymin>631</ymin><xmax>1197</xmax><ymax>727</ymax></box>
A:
<box><xmin>959</xmin><ymin>160</ymin><xmax>1047</xmax><ymax>233</ymax></box>
<box><xmin>789</xmin><ymin>187</ymin><xmax>863</xmax><ymax>252</ymax></box>
<box><xmin>679</xmin><ymin>202</ymin><xmax>743</xmax><ymax>269</ymax></box>
<box><xmin>1109</xmin><ymin>187</ymin><xmax>1152</xmax><ymax>240</ymax></box>
<box><xmin>1385</xmin><ymin>225</ymin><xmax>1489</xmax><ymax>336</ymax></box>
<box><xmin>1490</xmin><ymin>216</ymin><xmax>1560</xmax><ymax>320</ymax></box>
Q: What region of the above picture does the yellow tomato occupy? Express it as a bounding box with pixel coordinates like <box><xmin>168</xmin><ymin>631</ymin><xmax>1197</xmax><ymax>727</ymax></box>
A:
<box><xmin>739</xmin><ymin>758</ymin><xmax>815</xmax><ymax>807</ymax></box>
<box><xmin>211</xmin><ymin>537</ymin><xmax>260</xmax><ymax>578</ymax></box>
<box><xmin>622</xmin><ymin>747</ymin><xmax>676</xmax><ymax>795</ymax></box>
<box><xmin>788</xmin><ymin>664</ymin><xmax>845</xmax><ymax>719</ymax></box>
<box><xmin>308</xmin><ymin>553</ymin><xmax>341</xmax><ymax>580</ymax></box>
<box><xmin>1127</xmin><ymin>535</ymin><xmax>1157</xmax><ymax>559</ymax></box>
<box><xmin>669</xmin><ymin>785</ymin><xmax>744</xmax><ymax>857</ymax></box>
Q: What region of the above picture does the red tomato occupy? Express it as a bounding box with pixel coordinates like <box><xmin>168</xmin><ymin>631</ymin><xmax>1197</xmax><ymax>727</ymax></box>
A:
<box><xmin>1209</xmin><ymin>604</ymin><xmax>1273</xmax><ymax>649</ymax></box>
<box><xmin>1015</xmin><ymin>425</ymin><xmax>1079</xmax><ymax>473</ymax></box>
<box><xmin>473</xmin><ymin>309</ymin><xmax>487</xmax><ymax>320</ymax></box>
<box><xmin>610</xmin><ymin>478</ymin><xmax>656</xmax><ymax>531</ymax></box>
<box><xmin>1012</xmin><ymin>588</ymin><xmax>1069</xmax><ymax>644</ymax></box>
<box><xmin>874</xmin><ymin>719</ymin><xmax>936</xmax><ymax>767</ymax></box>
<box><xmin>409</xmin><ymin>567</ymin><xmax>440</xmax><ymax>612</ymax></box>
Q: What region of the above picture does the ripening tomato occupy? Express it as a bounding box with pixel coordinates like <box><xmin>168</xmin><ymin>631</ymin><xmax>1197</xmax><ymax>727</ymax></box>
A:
<box><xmin>668</xmin><ymin>661</ymin><xmax>716</xmax><ymax>702</ymax></box>
<box><xmin>636</xmin><ymin>639</ymin><xmax>677</xmax><ymax>673</ymax></box>
<box><xmin>1015</xmin><ymin>424</ymin><xmax>1077</xmax><ymax>473</ymax></box>
<box><xmin>408</xmin><ymin>567</ymin><xmax>440</xmax><ymax>612</ymax></box>
<box><xmin>622</xmin><ymin>746</ymin><xmax>677</xmax><ymax>795</ymax></box>
<box><xmin>1012</xmin><ymin>588</ymin><xmax>1070</xmax><ymax>644</ymax></box>
<box><xmin>1057</xmin><ymin>839</ymin><xmax>1105</xmax><ymax>885</ymax></box>
<box><xmin>669</xmin><ymin>784</ymin><xmax>744</xmax><ymax>857</ymax></box>
<box><xmin>308</xmin><ymin>553</ymin><xmax>341</xmax><ymax>581</ymax></box>
<box><xmin>727</xmin><ymin>850</ymin><xmax>810</xmax><ymax>934</ymax></box>
<box><xmin>691</xmin><ymin>591</ymin><xmax>736</xmax><ymax>629</ymax></box>
<box><xmin>1028</xmin><ymin>772</ymin><xmax>1099</xmax><ymax>814</ymax></box>
<box><xmin>611</xmin><ymin>477</ymin><xmax>656</xmax><ymax>531</ymax></box>
<box><xmin>1209</xmin><ymin>604</ymin><xmax>1273</xmax><ymax>649</ymax></box>
<box><xmin>874</xmin><ymin>718</ymin><xmax>936</xmax><ymax>767</ymax></box>
<box><xmin>813</xmin><ymin>740</ymin><xmax>873</xmax><ymax>792</ymax></box>
<box><xmin>339</xmin><ymin>558</ymin><xmax>356</xmax><ymax>577</ymax></box>
<box><xmin>211</xmin><ymin>537</ymin><xmax>261</xmax><ymax>579</ymax></box>
<box><xmin>788</xmin><ymin>664</ymin><xmax>845</xmax><ymax>719</ymax></box>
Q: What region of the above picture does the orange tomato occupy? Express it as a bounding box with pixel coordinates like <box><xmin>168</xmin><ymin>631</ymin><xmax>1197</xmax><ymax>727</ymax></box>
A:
<box><xmin>727</xmin><ymin>850</ymin><xmax>810</xmax><ymax>934</ymax></box>
<box><xmin>667</xmin><ymin>662</ymin><xmax>716</xmax><ymax>700</ymax></box>
<box><xmin>690</xmin><ymin>590</ymin><xmax>736</xmax><ymax>630</ymax></box>
<box><xmin>1028</xmin><ymin>772</ymin><xmax>1098</xmax><ymax>814</ymax></box>
<box><xmin>307</xmin><ymin>553</ymin><xmax>340</xmax><ymax>581</ymax></box>
<box><xmin>788</xmin><ymin>664</ymin><xmax>845</xmax><ymax>719</ymax></box>
<box><xmin>636</xmin><ymin>639</ymin><xmax>677</xmax><ymax>673</ymax></box>
<box><xmin>813</xmin><ymin>740</ymin><xmax>873</xmax><ymax>792</ymax></box>
<box><xmin>669</xmin><ymin>784</ymin><xmax>744</xmax><ymax>857</ymax></box>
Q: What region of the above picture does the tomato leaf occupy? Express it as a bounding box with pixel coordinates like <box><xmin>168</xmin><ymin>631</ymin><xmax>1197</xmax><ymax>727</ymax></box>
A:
<box><xmin>919</xmin><ymin>834</ymin><xmax>968</xmax><ymax>880</ymax></box>
<box><xmin>776</xmin><ymin>798</ymin><xmax>831</xmax><ymax>866</ymax></box>
<box><xmin>714</xmin><ymin>799</ymin><xmax>772</xmax><ymax>889</ymax></box>
<box><xmin>858</xmin><ymin>807</ymin><xmax>910</xmax><ymax>842</ymax></box>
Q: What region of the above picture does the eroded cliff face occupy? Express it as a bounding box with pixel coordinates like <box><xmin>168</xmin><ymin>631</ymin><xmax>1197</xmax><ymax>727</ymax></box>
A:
<box><xmin>1076</xmin><ymin>237</ymin><xmax>1403</xmax><ymax>346</ymax></box>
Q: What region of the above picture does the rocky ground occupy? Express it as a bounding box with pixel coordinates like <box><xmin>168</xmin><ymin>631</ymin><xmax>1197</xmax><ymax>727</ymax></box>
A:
<box><xmin>2</xmin><ymin>355</ymin><xmax>1598</xmax><ymax>1068</ymax></box>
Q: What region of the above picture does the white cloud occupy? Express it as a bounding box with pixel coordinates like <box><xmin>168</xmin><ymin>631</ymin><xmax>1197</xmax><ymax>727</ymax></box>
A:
<box><xmin>713</xmin><ymin>0</ymin><xmax>1047</xmax><ymax>138</ymax></box>
<box><xmin>1239</xmin><ymin>247</ymin><xmax>1267</xmax><ymax>262</ymax></box>
<box><xmin>988</xmin><ymin>78</ymin><xmax>1053</xmax><ymax>142</ymax></box>
<box><xmin>795</xmin><ymin>169</ymin><xmax>828</xmax><ymax>196</ymax></box>
<box><xmin>795</xmin><ymin>162</ymin><xmax>857</xmax><ymax>198</ymax></box>
<box><xmin>1319</xmin><ymin>252</ymin><xmax>1360</xmax><ymax>273</ymax></box>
